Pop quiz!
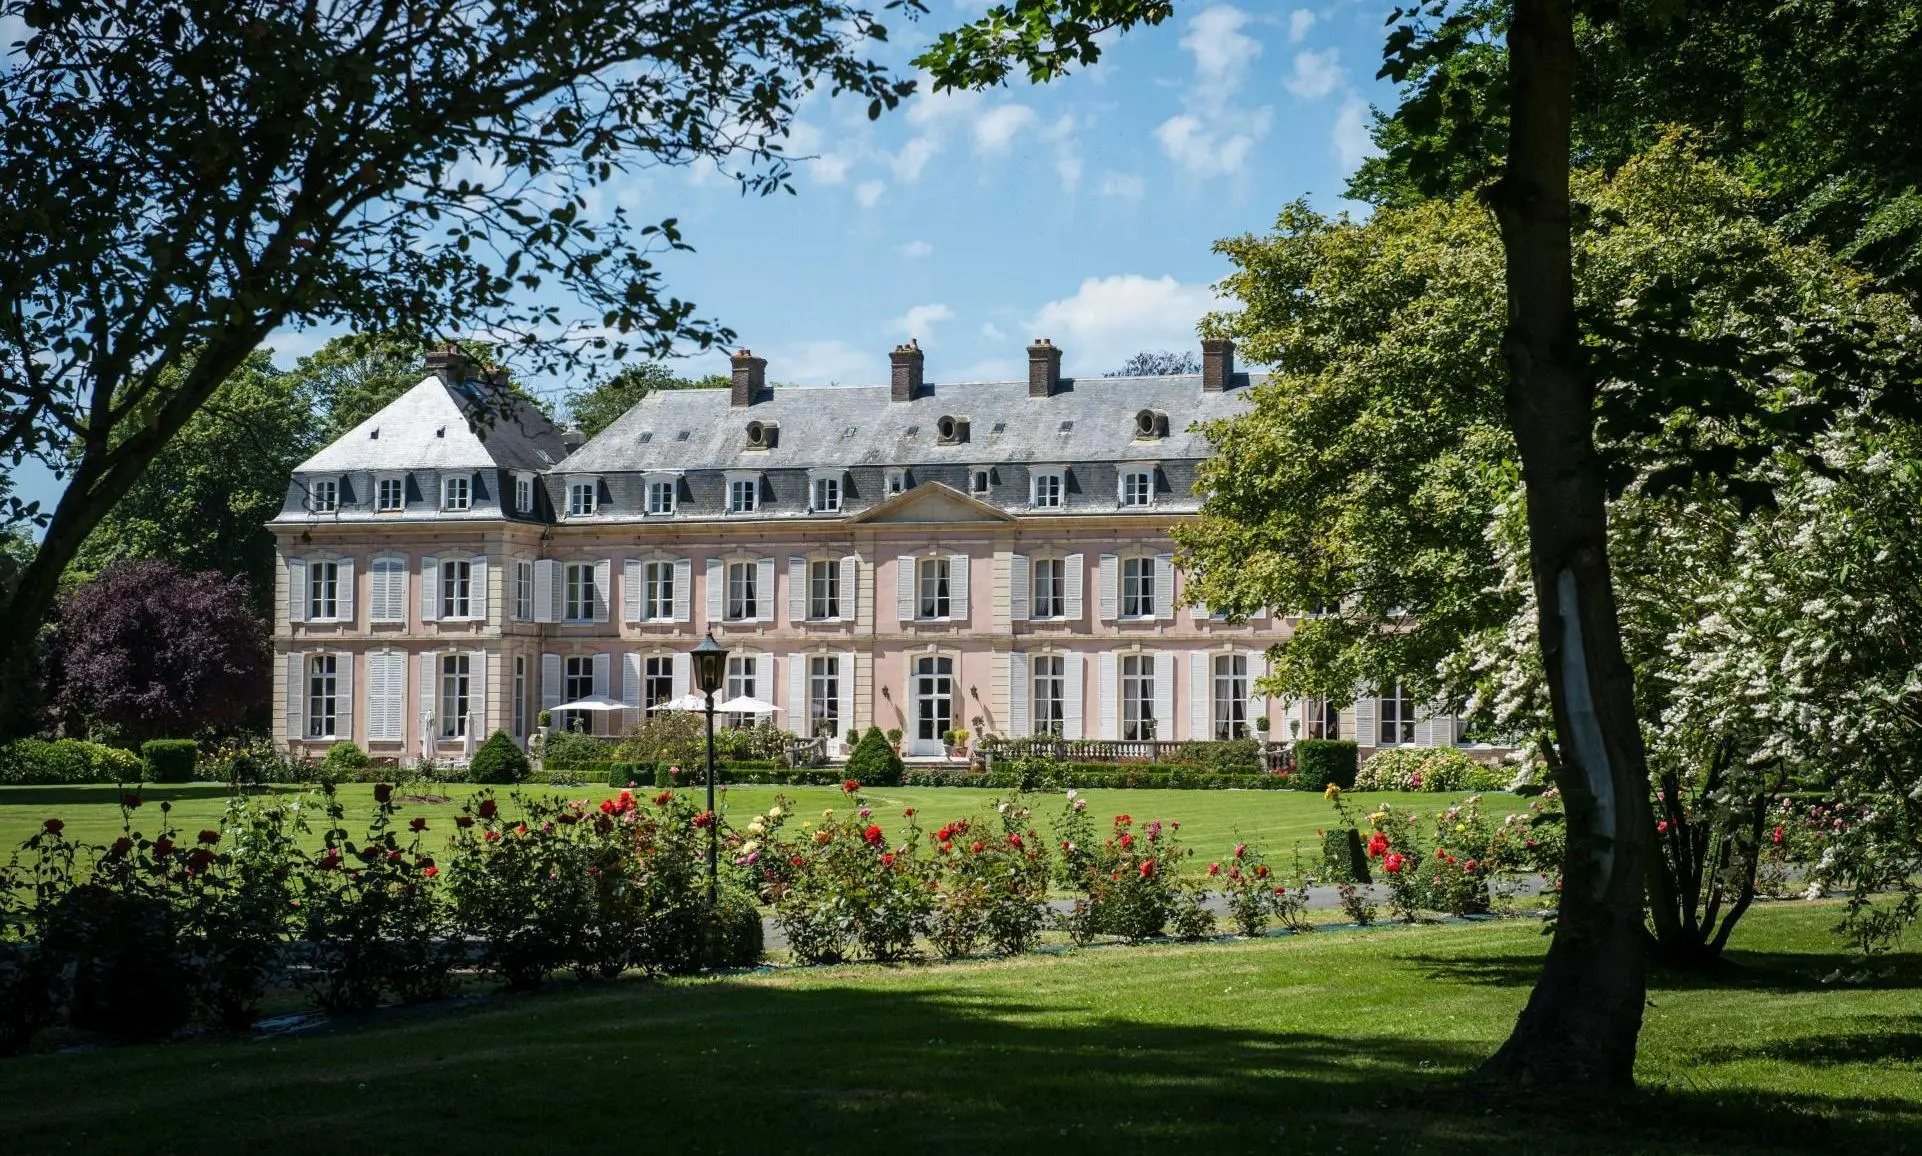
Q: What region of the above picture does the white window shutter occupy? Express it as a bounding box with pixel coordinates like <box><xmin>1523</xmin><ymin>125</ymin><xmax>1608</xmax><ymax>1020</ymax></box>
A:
<box><xmin>839</xmin><ymin>651</ymin><xmax>857</xmax><ymax>737</ymax></box>
<box><xmin>336</xmin><ymin>558</ymin><xmax>355</xmax><ymax>625</ymax></box>
<box><xmin>949</xmin><ymin>554</ymin><xmax>969</xmax><ymax>620</ymax></box>
<box><xmin>1354</xmin><ymin>687</ymin><xmax>1377</xmax><ymax>748</ymax></box>
<box><xmin>1153</xmin><ymin>653</ymin><xmax>1175</xmax><ymax>738</ymax></box>
<box><xmin>1190</xmin><ymin>651</ymin><xmax>1209</xmax><ymax>741</ymax></box>
<box><xmin>334</xmin><ymin>652</ymin><xmax>354</xmax><ymax>740</ymax></box>
<box><xmin>421</xmin><ymin>651</ymin><xmax>439</xmax><ymax>738</ymax></box>
<box><xmin>288</xmin><ymin>558</ymin><xmax>308</xmax><ymax>624</ymax></box>
<box><xmin>788</xmin><ymin>556</ymin><xmax>806</xmax><ymax>623</ymax></box>
<box><xmin>705</xmin><ymin>559</ymin><xmax>724</xmax><ymax>624</ymax></box>
<box><xmin>368</xmin><ymin>559</ymin><xmax>394</xmax><ymax>623</ymax></box>
<box><xmin>1061</xmin><ymin>651</ymin><xmax>1084</xmax><ymax>739</ymax></box>
<box><xmin>591</xmin><ymin>652</ymin><xmax>611</xmax><ymax>702</ymax></box>
<box><xmin>622</xmin><ymin>653</ymin><xmax>642</xmax><ymax>713</ymax></box>
<box><xmin>284</xmin><ymin>652</ymin><xmax>305</xmax><ymax>739</ymax></box>
<box><xmin>373</xmin><ymin>651</ymin><xmax>405</xmax><ymax>741</ymax></box>
<box><xmin>593</xmin><ymin>559</ymin><xmax>612</xmax><ymax>623</ymax></box>
<box><xmin>470</xmin><ymin>555</ymin><xmax>489</xmax><ymax>621</ymax></box>
<box><xmin>421</xmin><ymin>556</ymin><xmax>440</xmax><ymax>622</ymax></box>
<box><xmin>756</xmin><ymin>556</ymin><xmax>777</xmax><ymax>622</ymax></box>
<box><xmin>541</xmin><ymin>653</ymin><xmax>563</xmax><ymax>713</ymax></box>
<box><xmin>623</xmin><ymin>560</ymin><xmax>643</xmax><ymax>623</ymax></box>
<box><xmin>1010</xmin><ymin>652</ymin><xmax>1030</xmax><ymax>737</ymax></box>
<box><xmin>672</xmin><ymin>652</ymin><xmax>691</xmax><ymax>699</ymax></box>
<box><xmin>673</xmin><ymin>558</ymin><xmax>693</xmax><ymax>622</ymax></box>
<box><xmin>1190</xmin><ymin>598</ymin><xmax>1211</xmax><ymax>621</ymax></box>
<box><xmin>788</xmin><ymin>653</ymin><xmax>806</xmax><ymax>723</ymax></box>
<box><xmin>1064</xmin><ymin>553</ymin><xmax>1084</xmax><ymax>621</ymax></box>
<box><xmin>1009</xmin><ymin>553</ymin><xmax>1029</xmax><ymax>621</ymax></box>
<box><xmin>1097</xmin><ymin>554</ymin><xmax>1118</xmax><ymax>621</ymax></box>
<box><xmin>470</xmin><ymin>651</ymin><xmax>488</xmax><ymax>737</ymax></box>
<box><xmin>1154</xmin><ymin>554</ymin><xmax>1175</xmax><ymax>620</ymax></box>
<box><xmin>838</xmin><ymin>555</ymin><xmax>858</xmax><ymax>622</ymax></box>
<box><xmin>1097</xmin><ymin>652</ymin><xmax>1118</xmax><ymax>740</ymax></box>
<box><xmin>534</xmin><ymin>560</ymin><xmax>557</xmax><ymax>624</ymax></box>
<box><xmin>895</xmin><ymin>556</ymin><xmax>915</xmax><ymax>622</ymax></box>
<box><xmin>1249</xmin><ymin>649</ymin><xmax>1270</xmax><ymax>731</ymax></box>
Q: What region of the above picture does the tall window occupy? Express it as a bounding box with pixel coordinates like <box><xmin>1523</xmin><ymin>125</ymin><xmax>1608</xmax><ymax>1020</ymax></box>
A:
<box><xmin>310</xmin><ymin>479</ymin><xmax>338</xmax><ymax>512</ymax></box>
<box><xmin>808</xmin><ymin>655</ymin><xmax>841</xmax><ymax>737</ymax></box>
<box><xmin>513</xmin><ymin>656</ymin><xmax>527</xmax><ymax>738</ymax></box>
<box><xmin>917</xmin><ymin>557</ymin><xmax>951</xmax><ymax>619</ymax></box>
<box><xmin>1121</xmin><ymin>469</ymin><xmax>1153</xmax><ymax>507</ymax></box>
<box><xmin>647</xmin><ymin>479</ymin><xmax>677</xmax><ymax>514</ymax></box>
<box><xmin>559</xmin><ymin>656</ymin><xmax>595</xmax><ymax>734</ymax></box>
<box><xmin>970</xmin><ymin>468</ymin><xmax>991</xmax><ymax>495</ymax></box>
<box><xmin>307</xmin><ymin>655</ymin><xmax>338</xmax><ymax>738</ymax></box>
<box><xmin>1306</xmin><ymin>697</ymin><xmax>1340</xmax><ymax>740</ymax></box>
<box><xmin>564</xmin><ymin>563</ymin><xmax>597</xmax><ymax>622</ymax></box>
<box><xmin>808</xmin><ymin>559</ymin><xmax>840</xmax><ymax>620</ymax></box>
<box><xmin>1212</xmin><ymin>653</ymin><xmax>1249</xmax><ymax>740</ymax></box>
<box><xmin>377</xmin><ymin>478</ymin><xmax>404</xmax><ymax>512</ymax></box>
<box><xmin>643</xmin><ymin>561</ymin><xmax>675</xmax><ymax>621</ymax></box>
<box><xmin>811</xmin><ymin>476</ymin><xmax>841</xmax><ymax>513</ymax></box>
<box><xmin>886</xmin><ymin>470</ymin><xmax>906</xmax><ymax>495</ymax></box>
<box><xmin>514</xmin><ymin>561</ymin><xmax>534</xmax><ymax>621</ymax></box>
<box><xmin>442</xmin><ymin>475</ymin><xmax>470</xmax><ymax>510</ymax></box>
<box><xmin>1031</xmin><ymin>470</ymin><xmax>1063</xmax><ymax>508</ymax></box>
<box><xmin>439</xmin><ymin>654</ymin><xmax>470</xmax><ymax>739</ymax></box>
<box><xmin>567</xmin><ymin>481</ymin><xmax>596</xmax><ymax>516</ymax></box>
<box><xmin>1031</xmin><ymin>558</ymin><xmax>1064</xmax><ymax>618</ymax></box>
<box><xmin>1121</xmin><ymin>654</ymin><xmax>1156</xmax><ymax>740</ymax></box>
<box><xmin>726</xmin><ymin>561</ymin><xmax>757</xmax><ymax>620</ymax></box>
<box><xmin>728</xmin><ymin>477</ymin><xmax>758</xmax><ymax>514</ymax></box>
<box><xmin>441</xmin><ymin>559</ymin><xmax>472</xmax><ymax>618</ymax></box>
<box><xmin>1032</xmin><ymin>654</ymin><xmax>1065</xmax><ymax>737</ymax></box>
<box><xmin>309</xmin><ymin>560</ymin><xmax>340</xmax><ymax>620</ymax></box>
<box><xmin>725</xmin><ymin>654</ymin><xmax>758</xmax><ymax>727</ymax></box>
<box><xmin>1121</xmin><ymin>557</ymin><xmax>1157</xmax><ymax>618</ymax></box>
<box><xmin>515</xmin><ymin>474</ymin><xmax>534</xmax><ymax>513</ymax></box>
<box><xmin>643</xmin><ymin>657</ymin><xmax>673</xmax><ymax>715</ymax></box>
<box><xmin>1379</xmin><ymin>682</ymin><xmax>1416</xmax><ymax>745</ymax></box>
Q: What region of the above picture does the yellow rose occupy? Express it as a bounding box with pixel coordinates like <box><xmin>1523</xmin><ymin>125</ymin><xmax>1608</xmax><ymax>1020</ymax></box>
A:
<box><xmin>1323</xmin><ymin>783</ymin><xmax>1342</xmax><ymax>800</ymax></box>
<box><xmin>746</xmin><ymin>820</ymin><xmax>766</xmax><ymax>836</ymax></box>
<box><xmin>769</xmin><ymin>805</ymin><xmax>784</xmax><ymax>819</ymax></box>
<box><xmin>823</xmin><ymin>808</ymin><xmax>834</xmax><ymax>818</ymax></box>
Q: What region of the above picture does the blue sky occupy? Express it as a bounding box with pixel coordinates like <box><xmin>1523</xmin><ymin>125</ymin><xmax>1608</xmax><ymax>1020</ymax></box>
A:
<box><xmin>9</xmin><ymin>2</ymin><xmax>1397</xmax><ymax>521</ymax></box>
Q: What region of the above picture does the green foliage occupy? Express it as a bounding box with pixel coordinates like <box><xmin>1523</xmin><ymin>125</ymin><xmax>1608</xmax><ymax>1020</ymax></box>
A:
<box><xmin>543</xmin><ymin>730</ymin><xmax>621</xmax><ymax>768</ymax></box>
<box><xmin>845</xmin><ymin>725</ymin><xmax>904</xmax><ymax>787</ymax></box>
<box><xmin>318</xmin><ymin>742</ymin><xmax>370</xmax><ymax>778</ymax></box>
<box><xmin>612</xmin><ymin>712</ymin><xmax>703</xmax><ymax>770</ymax></box>
<box><xmin>562</xmin><ymin>361</ymin><xmax>725</xmax><ymax>439</ymax></box>
<box><xmin>141</xmin><ymin>739</ymin><xmax>199</xmax><ymax>784</ymax></box>
<box><xmin>468</xmin><ymin>731</ymin><xmax>530</xmax><ymax>785</ymax></box>
<box><xmin>1356</xmin><ymin>747</ymin><xmax>1505</xmax><ymax>793</ymax></box>
<box><xmin>1294</xmin><ymin>741</ymin><xmax>1358</xmax><ymax>791</ymax></box>
<box><xmin>765</xmin><ymin>784</ymin><xmax>931</xmax><ymax>964</ymax></box>
<box><xmin>0</xmin><ymin>738</ymin><xmax>143</xmax><ymax>785</ymax></box>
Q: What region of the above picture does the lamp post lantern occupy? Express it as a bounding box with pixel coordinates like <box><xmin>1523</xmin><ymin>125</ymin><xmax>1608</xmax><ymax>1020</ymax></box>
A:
<box><xmin>689</xmin><ymin>630</ymin><xmax>729</xmax><ymax>905</ymax></box>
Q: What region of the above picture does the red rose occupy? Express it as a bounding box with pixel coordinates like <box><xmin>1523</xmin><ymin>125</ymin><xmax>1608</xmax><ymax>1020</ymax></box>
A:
<box><xmin>109</xmin><ymin>836</ymin><xmax>134</xmax><ymax>858</ymax></box>
<box><xmin>1207</xmin><ymin>863</ymin><xmax>1221</xmax><ymax>876</ymax></box>
<box><xmin>1007</xmin><ymin>834</ymin><xmax>1023</xmax><ymax>850</ymax></box>
<box><xmin>153</xmin><ymin>837</ymin><xmax>174</xmax><ymax>856</ymax></box>
<box><xmin>373</xmin><ymin>783</ymin><xmax>394</xmax><ymax>804</ymax></box>
<box><xmin>121</xmin><ymin>793</ymin><xmax>141</xmax><ymax>810</ymax></box>
<box><xmin>1366</xmin><ymin>832</ymin><xmax>1389</xmax><ymax>860</ymax></box>
<box><xmin>903</xmin><ymin>808</ymin><xmax>915</xmax><ymax>818</ymax></box>
<box><xmin>186</xmin><ymin>848</ymin><xmax>215</xmax><ymax>872</ymax></box>
<box><xmin>197</xmin><ymin>829</ymin><xmax>220</xmax><ymax>845</ymax></box>
<box><xmin>1255</xmin><ymin>864</ymin><xmax>1270</xmax><ymax>879</ymax></box>
<box><xmin>407</xmin><ymin>817</ymin><xmax>428</xmax><ymax>833</ymax></box>
<box><xmin>483</xmin><ymin>830</ymin><xmax>501</xmax><ymax>842</ymax></box>
<box><xmin>1139</xmin><ymin>859</ymin><xmax>1156</xmax><ymax>877</ymax></box>
<box><xmin>970</xmin><ymin>841</ymin><xmax>983</xmax><ymax>853</ymax></box>
<box><xmin>1384</xmin><ymin>852</ymin><xmax>1405</xmax><ymax>874</ymax></box>
<box><xmin>861</xmin><ymin>824</ymin><xmax>883</xmax><ymax>847</ymax></box>
<box><xmin>387</xmin><ymin>850</ymin><xmax>404</xmax><ymax>862</ymax></box>
<box><xmin>423</xmin><ymin>865</ymin><xmax>439</xmax><ymax>878</ymax></box>
<box><xmin>881</xmin><ymin>852</ymin><xmax>896</xmax><ymax>867</ymax></box>
<box><xmin>1464</xmin><ymin>860</ymin><xmax>1480</xmax><ymax>872</ymax></box>
<box><xmin>694</xmin><ymin>811</ymin><xmax>716</xmax><ymax>829</ymax></box>
<box><xmin>477</xmin><ymin>799</ymin><xmax>499</xmax><ymax>820</ymax></box>
<box><xmin>790</xmin><ymin>855</ymin><xmax>806</xmax><ymax>868</ymax></box>
<box><xmin>41</xmin><ymin>818</ymin><xmax>63</xmax><ymax>836</ymax></box>
<box><xmin>654</xmin><ymin>792</ymin><xmax>674</xmax><ymax>806</ymax></box>
<box><xmin>1274</xmin><ymin>886</ymin><xmax>1287</xmax><ymax>895</ymax></box>
<box><xmin>1657</xmin><ymin>820</ymin><xmax>1670</xmax><ymax>833</ymax></box>
<box><xmin>1772</xmin><ymin>825</ymin><xmax>1784</xmax><ymax>845</ymax></box>
<box><xmin>455</xmin><ymin>816</ymin><xmax>474</xmax><ymax>829</ymax></box>
<box><xmin>1119</xmin><ymin>833</ymin><xmax>1134</xmax><ymax>850</ymax></box>
<box><xmin>842</xmin><ymin>779</ymin><xmax>861</xmax><ymax>794</ymax></box>
<box><xmin>1233</xmin><ymin>843</ymin><xmax>1246</xmax><ymax>859</ymax></box>
<box><xmin>600</xmin><ymin>799</ymin><xmax>616</xmax><ymax>814</ymax></box>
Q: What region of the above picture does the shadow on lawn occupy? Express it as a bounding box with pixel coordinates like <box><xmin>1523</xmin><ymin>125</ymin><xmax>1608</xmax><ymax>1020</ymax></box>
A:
<box><xmin>1405</xmin><ymin>944</ymin><xmax>1922</xmax><ymax>994</ymax></box>
<box><xmin>4</xmin><ymin>974</ymin><xmax>1916</xmax><ymax>1155</ymax></box>
<box><xmin>0</xmin><ymin>783</ymin><xmax>289</xmax><ymax>808</ymax></box>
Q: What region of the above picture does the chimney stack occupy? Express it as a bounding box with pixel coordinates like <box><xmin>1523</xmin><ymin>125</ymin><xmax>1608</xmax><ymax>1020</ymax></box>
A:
<box><xmin>561</xmin><ymin>425</ymin><xmax>587</xmax><ymax>452</ymax></box>
<box><xmin>424</xmin><ymin>344</ymin><xmax>473</xmax><ymax>387</ymax></box>
<box><xmin>890</xmin><ymin>339</ymin><xmax>924</xmax><ymax>402</ymax></box>
<box><xmin>1201</xmin><ymin>337</ymin><xmax>1235</xmax><ymax>393</ymax></box>
<box><xmin>730</xmin><ymin>349</ymin><xmax>767</xmax><ymax>408</ymax></box>
<box><xmin>1027</xmin><ymin>338</ymin><xmax>1062</xmax><ymax>398</ymax></box>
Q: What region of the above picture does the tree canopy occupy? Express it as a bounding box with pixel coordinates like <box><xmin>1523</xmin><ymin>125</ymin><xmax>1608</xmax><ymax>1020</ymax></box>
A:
<box><xmin>562</xmin><ymin>362</ymin><xmax>728</xmax><ymax>440</ymax></box>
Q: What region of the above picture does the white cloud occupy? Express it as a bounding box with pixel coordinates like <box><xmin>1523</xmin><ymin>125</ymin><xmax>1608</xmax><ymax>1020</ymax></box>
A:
<box><xmin>1285</xmin><ymin>48</ymin><xmax>1344</xmax><ymax>100</ymax></box>
<box><xmin>972</xmin><ymin>104</ymin><xmax>1039</xmax><ymax>153</ymax></box>
<box><xmin>892</xmin><ymin>135</ymin><xmax>941</xmax><ymax>182</ymax></box>
<box><xmin>1181</xmin><ymin>6</ymin><xmax>1261</xmax><ymax>110</ymax></box>
<box><xmin>1155</xmin><ymin>113</ymin><xmax>1265</xmax><ymax>179</ymax></box>
<box><xmin>896</xmin><ymin>303</ymin><xmax>955</xmax><ymax>336</ymax></box>
<box><xmin>1157</xmin><ymin>6</ymin><xmax>1271</xmax><ymax>178</ymax></box>
<box><xmin>1029</xmin><ymin>275</ymin><xmax>1219</xmax><ymax>374</ymax></box>
<box><xmin>778</xmin><ymin>339</ymin><xmax>878</xmax><ymax>386</ymax></box>
<box><xmin>1288</xmin><ymin>9</ymin><xmax>1316</xmax><ymax>42</ymax></box>
<box><xmin>1095</xmin><ymin>172</ymin><xmax>1147</xmax><ymax>199</ymax></box>
<box><xmin>1334</xmin><ymin>98</ymin><xmax>1376</xmax><ymax>173</ymax></box>
<box><xmin>896</xmin><ymin>239</ymin><xmax>934</xmax><ymax>259</ymax></box>
<box><xmin>1056</xmin><ymin>151</ymin><xmax>1084</xmax><ymax>193</ymax></box>
<box><xmin>855</xmin><ymin>179</ymin><xmax>887</xmax><ymax>208</ymax></box>
<box><xmin>980</xmin><ymin>321</ymin><xmax>1007</xmax><ymax>342</ymax></box>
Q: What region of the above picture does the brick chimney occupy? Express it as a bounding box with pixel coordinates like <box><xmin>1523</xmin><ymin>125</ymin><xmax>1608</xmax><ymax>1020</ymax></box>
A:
<box><xmin>1027</xmin><ymin>338</ymin><xmax>1062</xmax><ymax>398</ymax></box>
<box><xmin>890</xmin><ymin>339</ymin><xmax>924</xmax><ymax>402</ymax></box>
<box><xmin>730</xmin><ymin>349</ymin><xmax>767</xmax><ymax>408</ymax></box>
<box><xmin>424</xmin><ymin>344</ymin><xmax>472</xmax><ymax>387</ymax></box>
<box><xmin>1201</xmin><ymin>337</ymin><xmax>1235</xmax><ymax>392</ymax></box>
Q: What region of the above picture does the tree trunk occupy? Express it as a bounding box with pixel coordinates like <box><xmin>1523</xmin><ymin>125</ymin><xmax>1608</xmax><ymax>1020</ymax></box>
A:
<box><xmin>1479</xmin><ymin>0</ymin><xmax>1655</xmax><ymax>1087</ymax></box>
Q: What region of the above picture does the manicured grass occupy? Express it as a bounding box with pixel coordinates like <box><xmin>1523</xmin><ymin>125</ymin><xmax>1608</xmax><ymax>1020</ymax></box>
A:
<box><xmin>0</xmin><ymin>903</ymin><xmax>1913</xmax><ymax>1154</ymax></box>
<box><xmin>0</xmin><ymin>782</ymin><xmax>1519</xmax><ymax>865</ymax></box>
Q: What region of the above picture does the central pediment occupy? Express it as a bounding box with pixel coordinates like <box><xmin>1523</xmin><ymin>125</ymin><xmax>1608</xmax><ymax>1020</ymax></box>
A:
<box><xmin>851</xmin><ymin>481</ymin><xmax>1015</xmax><ymax>524</ymax></box>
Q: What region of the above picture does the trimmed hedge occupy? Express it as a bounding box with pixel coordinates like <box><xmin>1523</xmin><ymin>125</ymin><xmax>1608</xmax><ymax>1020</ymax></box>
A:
<box><xmin>141</xmin><ymin>739</ymin><xmax>199</xmax><ymax>783</ymax></box>
<box><xmin>469</xmin><ymin>730</ymin><xmax>531</xmax><ymax>784</ymax></box>
<box><xmin>1294</xmin><ymin>740</ymin><xmax>1358</xmax><ymax>790</ymax></box>
<box><xmin>0</xmin><ymin>738</ymin><xmax>144</xmax><ymax>784</ymax></box>
<box><xmin>844</xmin><ymin>725</ymin><xmax>904</xmax><ymax>786</ymax></box>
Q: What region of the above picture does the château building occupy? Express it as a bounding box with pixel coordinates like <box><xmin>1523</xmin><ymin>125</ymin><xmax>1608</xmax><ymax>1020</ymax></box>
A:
<box><xmin>270</xmin><ymin>339</ymin><xmax>1463</xmax><ymax>762</ymax></box>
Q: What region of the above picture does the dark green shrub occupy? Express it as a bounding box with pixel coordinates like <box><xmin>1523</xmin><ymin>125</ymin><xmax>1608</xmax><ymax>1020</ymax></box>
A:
<box><xmin>539</xmin><ymin>728</ymin><xmax>621</xmax><ymax>768</ymax></box>
<box><xmin>705</xmin><ymin>887</ymin><xmax>765</xmax><ymax>968</ymax></box>
<box><xmin>845</xmin><ymin>725</ymin><xmax>903</xmax><ymax>787</ymax></box>
<box><xmin>318</xmin><ymin>741</ymin><xmax>369</xmax><ymax>778</ymax></box>
<box><xmin>605</xmin><ymin>762</ymin><xmax>653</xmax><ymax>788</ymax></box>
<box><xmin>142</xmin><ymin>739</ymin><xmax>199</xmax><ymax>783</ymax></box>
<box><xmin>0</xmin><ymin>738</ymin><xmax>142</xmax><ymax>784</ymax></box>
<box><xmin>1320</xmin><ymin>827</ymin><xmax>1373</xmax><ymax>884</ymax></box>
<box><xmin>45</xmin><ymin>884</ymin><xmax>193</xmax><ymax>1041</ymax></box>
<box><xmin>1295</xmin><ymin>740</ymin><xmax>1358</xmax><ymax>790</ymax></box>
<box><xmin>468</xmin><ymin>730</ymin><xmax>530</xmax><ymax>784</ymax></box>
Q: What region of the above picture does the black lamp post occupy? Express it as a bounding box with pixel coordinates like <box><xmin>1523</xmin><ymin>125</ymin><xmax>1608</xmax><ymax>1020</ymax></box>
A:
<box><xmin>689</xmin><ymin>630</ymin><xmax>729</xmax><ymax>905</ymax></box>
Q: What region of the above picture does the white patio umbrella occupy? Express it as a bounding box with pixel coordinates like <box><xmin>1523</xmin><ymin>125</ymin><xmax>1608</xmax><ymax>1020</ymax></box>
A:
<box><xmin>715</xmin><ymin>695</ymin><xmax>783</xmax><ymax>715</ymax></box>
<box><xmin>654</xmin><ymin>693</ymin><xmax>711</xmax><ymax>712</ymax></box>
<box><xmin>550</xmin><ymin>695</ymin><xmax>630</xmax><ymax>713</ymax></box>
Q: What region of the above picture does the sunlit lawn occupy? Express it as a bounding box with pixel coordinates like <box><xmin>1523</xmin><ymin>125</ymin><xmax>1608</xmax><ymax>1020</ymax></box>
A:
<box><xmin>0</xmin><ymin>903</ymin><xmax>1912</xmax><ymax>1155</ymax></box>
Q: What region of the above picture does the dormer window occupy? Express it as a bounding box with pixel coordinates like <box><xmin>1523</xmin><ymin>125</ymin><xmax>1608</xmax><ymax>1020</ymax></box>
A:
<box><xmin>514</xmin><ymin>472</ymin><xmax>534</xmax><ymax>514</ymax></box>
<box><xmin>1030</xmin><ymin>467</ymin><xmax>1064</xmax><ymax>509</ymax></box>
<box><xmin>885</xmin><ymin>469</ymin><xmax>908</xmax><ymax>496</ymax></box>
<box><xmin>309</xmin><ymin>479</ymin><xmax>338</xmax><ymax>513</ymax></box>
<box><xmin>727</xmin><ymin>474</ymin><xmax>760</xmax><ymax>514</ymax></box>
<box><xmin>810</xmin><ymin>472</ymin><xmax>842</xmax><ymax>514</ymax></box>
<box><xmin>645</xmin><ymin>473</ymin><xmax>678</xmax><ymax>515</ymax></box>
<box><xmin>442</xmin><ymin>475</ymin><xmax>470</xmax><ymax>511</ymax></box>
<box><xmin>567</xmin><ymin>478</ymin><xmax>598</xmax><ymax>517</ymax></box>
<box><xmin>376</xmin><ymin>476</ymin><xmax>404</xmax><ymax>512</ymax></box>
<box><xmin>1134</xmin><ymin>409</ymin><xmax>1169</xmax><ymax>440</ymax></box>
<box><xmin>1120</xmin><ymin>467</ymin><xmax>1155</xmax><ymax>508</ymax></box>
<box><xmin>970</xmin><ymin>468</ymin><xmax>991</xmax><ymax>495</ymax></box>
<box><xmin>936</xmin><ymin>415</ymin><xmax>969</xmax><ymax>444</ymax></box>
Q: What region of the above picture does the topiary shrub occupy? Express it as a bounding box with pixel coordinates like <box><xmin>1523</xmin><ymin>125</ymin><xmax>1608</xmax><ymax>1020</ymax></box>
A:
<box><xmin>1295</xmin><ymin>739</ymin><xmax>1358</xmax><ymax>790</ymax></box>
<box><xmin>141</xmin><ymin>739</ymin><xmax>199</xmax><ymax>784</ymax></box>
<box><xmin>845</xmin><ymin>725</ymin><xmax>903</xmax><ymax>787</ymax></box>
<box><xmin>705</xmin><ymin>886</ymin><xmax>765</xmax><ymax>969</ymax></box>
<box><xmin>319</xmin><ymin>741</ymin><xmax>370</xmax><ymax>778</ymax></box>
<box><xmin>469</xmin><ymin>730</ymin><xmax>530</xmax><ymax>784</ymax></box>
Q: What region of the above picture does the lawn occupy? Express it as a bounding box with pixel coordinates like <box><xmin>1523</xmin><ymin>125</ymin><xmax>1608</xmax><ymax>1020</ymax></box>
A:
<box><xmin>0</xmin><ymin>782</ymin><xmax>1518</xmax><ymax>864</ymax></box>
<box><xmin>0</xmin><ymin>903</ymin><xmax>1912</xmax><ymax>1154</ymax></box>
